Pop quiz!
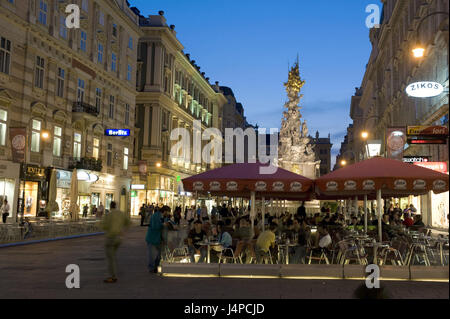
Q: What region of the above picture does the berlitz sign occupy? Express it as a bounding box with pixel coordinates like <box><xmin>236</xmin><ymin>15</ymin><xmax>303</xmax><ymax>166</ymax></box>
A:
<box><xmin>406</xmin><ymin>82</ymin><xmax>444</xmax><ymax>98</ymax></box>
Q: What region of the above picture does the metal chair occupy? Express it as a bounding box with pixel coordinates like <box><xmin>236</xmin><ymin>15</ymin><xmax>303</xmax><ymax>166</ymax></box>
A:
<box><xmin>218</xmin><ymin>247</ymin><xmax>238</xmax><ymax>264</ymax></box>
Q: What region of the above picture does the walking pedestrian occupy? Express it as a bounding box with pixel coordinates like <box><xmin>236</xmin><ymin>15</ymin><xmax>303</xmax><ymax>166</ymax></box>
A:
<box><xmin>139</xmin><ymin>204</ymin><xmax>147</xmax><ymax>226</ymax></box>
<box><xmin>82</xmin><ymin>204</ymin><xmax>88</xmax><ymax>218</ymax></box>
<box><xmin>100</xmin><ymin>201</ymin><xmax>131</xmax><ymax>283</ymax></box>
<box><xmin>97</xmin><ymin>202</ymin><xmax>105</xmax><ymax>219</ymax></box>
<box><xmin>146</xmin><ymin>205</ymin><xmax>170</xmax><ymax>273</ymax></box>
<box><xmin>1</xmin><ymin>199</ymin><xmax>10</xmax><ymax>223</ymax></box>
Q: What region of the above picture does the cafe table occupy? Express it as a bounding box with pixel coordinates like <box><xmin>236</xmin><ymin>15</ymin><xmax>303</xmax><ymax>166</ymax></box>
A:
<box><xmin>198</xmin><ymin>241</ymin><xmax>221</xmax><ymax>263</ymax></box>
<box><xmin>364</xmin><ymin>242</ymin><xmax>390</xmax><ymax>265</ymax></box>
<box><xmin>277</xmin><ymin>241</ymin><xmax>298</xmax><ymax>264</ymax></box>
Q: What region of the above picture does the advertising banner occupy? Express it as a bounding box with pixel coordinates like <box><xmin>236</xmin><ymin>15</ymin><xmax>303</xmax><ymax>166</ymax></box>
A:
<box><xmin>386</xmin><ymin>127</ymin><xmax>406</xmax><ymax>160</ymax></box>
<box><xmin>9</xmin><ymin>127</ymin><xmax>26</xmax><ymax>163</ymax></box>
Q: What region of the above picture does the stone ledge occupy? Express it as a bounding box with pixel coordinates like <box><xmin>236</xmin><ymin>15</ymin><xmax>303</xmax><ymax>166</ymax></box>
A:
<box><xmin>410</xmin><ymin>266</ymin><xmax>449</xmax><ymax>281</ymax></box>
<box><xmin>161</xmin><ymin>262</ymin><xmax>220</xmax><ymax>276</ymax></box>
<box><xmin>220</xmin><ymin>264</ymin><xmax>280</xmax><ymax>277</ymax></box>
<box><xmin>281</xmin><ymin>264</ymin><xmax>343</xmax><ymax>279</ymax></box>
<box><xmin>343</xmin><ymin>264</ymin><xmax>366</xmax><ymax>279</ymax></box>
<box><xmin>380</xmin><ymin>265</ymin><xmax>410</xmax><ymax>280</ymax></box>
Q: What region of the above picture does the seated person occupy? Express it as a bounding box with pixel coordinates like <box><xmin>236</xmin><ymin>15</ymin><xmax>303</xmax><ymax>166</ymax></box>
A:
<box><xmin>413</xmin><ymin>214</ymin><xmax>425</xmax><ymax>227</ymax></box>
<box><xmin>402</xmin><ymin>213</ymin><xmax>414</xmax><ymax>227</ymax></box>
<box><xmin>223</xmin><ymin>218</ymin><xmax>234</xmax><ymax>237</ymax></box>
<box><xmin>292</xmin><ymin>219</ymin><xmax>311</xmax><ymax>264</ymax></box>
<box><xmin>233</xmin><ymin>218</ymin><xmax>255</xmax><ymax>263</ymax></box>
<box><xmin>211</xmin><ymin>221</ymin><xmax>233</xmax><ymax>261</ymax></box>
<box><xmin>310</xmin><ymin>225</ymin><xmax>333</xmax><ymax>258</ymax></box>
<box><xmin>187</xmin><ymin>221</ymin><xmax>207</xmax><ymax>263</ymax></box>
<box><xmin>284</xmin><ymin>220</ymin><xmax>296</xmax><ymax>241</ymax></box>
<box><xmin>348</xmin><ymin>216</ymin><xmax>359</xmax><ymax>227</ymax></box>
<box><xmin>255</xmin><ymin>223</ymin><xmax>277</xmax><ymax>263</ymax></box>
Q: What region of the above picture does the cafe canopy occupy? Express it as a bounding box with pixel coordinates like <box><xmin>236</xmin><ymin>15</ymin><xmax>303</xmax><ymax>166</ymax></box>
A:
<box><xmin>182</xmin><ymin>162</ymin><xmax>314</xmax><ymax>200</ymax></box>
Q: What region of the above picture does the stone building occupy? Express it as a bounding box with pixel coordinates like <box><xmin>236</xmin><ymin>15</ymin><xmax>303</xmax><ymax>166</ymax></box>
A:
<box><xmin>132</xmin><ymin>10</ymin><xmax>226</xmax><ymax>213</ymax></box>
<box><xmin>311</xmin><ymin>131</ymin><xmax>332</xmax><ymax>176</ymax></box>
<box><xmin>349</xmin><ymin>0</ymin><xmax>449</xmax><ymax>228</ymax></box>
<box><xmin>0</xmin><ymin>0</ymin><xmax>141</xmax><ymax>221</ymax></box>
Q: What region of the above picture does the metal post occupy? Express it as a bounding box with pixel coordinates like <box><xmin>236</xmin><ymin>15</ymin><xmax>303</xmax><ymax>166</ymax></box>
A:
<box><xmin>364</xmin><ymin>195</ymin><xmax>368</xmax><ymax>234</ymax></box>
<box><xmin>261</xmin><ymin>196</ymin><xmax>265</xmax><ymax>232</ymax></box>
<box><xmin>377</xmin><ymin>189</ymin><xmax>382</xmax><ymax>242</ymax></box>
<box><xmin>251</xmin><ymin>191</ymin><xmax>256</xmax><ymax>232</ymax></box>
<box><xmin>354</xmin><ymin>196</ymin><xmax>358</xmax><ymax>217</ymax></box>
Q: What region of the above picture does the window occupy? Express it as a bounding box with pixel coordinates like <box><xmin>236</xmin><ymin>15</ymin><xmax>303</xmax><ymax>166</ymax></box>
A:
<box><xmin>0</xmin><ymin>37</ymin><xmax>11</xmax><ymax>75</ymax></box>
<box><xmin>127</xmin><ymin>64</ymin><xmax>132</xmax><ymax>81</ymax></box>
<box><xmin>99</xmin><ymin>11</ymin><xmax>104</xmax><ymax>26</ymax></box>
<box><xmin>123</xmin><ymin>147</ymin><xmax>128</xmax><ymax>170</ymax></box>
<box><xmin>80</xmin><ymin>30</ymin><xmax>87</xmax><ymax>52</ymax></box>
<box><xmin>39</xmin><ymin>1</ymin><xmax>47</xmax><ymax>26</ymax></box>
<box><xmin>56</xmin><ymin>68</ymin><xmax>65</xmax><ymax>98</ymax></box>
<box><xmin>53</xmin><ymin>126</ymin><xmax>62</xmax><ymax>157</ymax></box>
<box><xmin>77</xmin><ymin>79</ymin><xmax>85</xmax><ymax>102</ymax></box>
<box><xmin>31</xmin><ymin>119</ymin><xmax>41</xmax><ymax>152</ymax></box>
<box><xmin>107</xmin><ymin>143</ymin><xmax>112</xmax><ymax>166</ymax></box>
<box><xmin>7</xmin><ymin>0</ymin><xmax>14</xmax><ymax>4</ymax></box>
<box><xmin>73</xmin><ymin>132</ymin><xmax>82</xmax><ymax>160</ymax></box>
<box><xmin>125</xmin><ymin>104</ymin><xmax>130</xmax><ymax>126</ymax></box>
<box><xmin>93</xmin><ymin>138</ymin><xmax>100</xmax><ymax>159</ymax></box>
<box><xmin>95</xmin><ymin>88</ymin><xmax>102</xmax><ymax>113</ymax></box>
<box><xmin>111</xmin><ymin>53</ymin><xmax>117</xmax><ymax>71</ymax></box>
<box><xmin>112</xmin><ymin>24</ymin><xmax>117</xmax><ymax>37</ymax></box>
<box><xmin>59</xmin><ymin>15</ymin><xmax>67</xmax><ymax>39</ymax></box>
<box><xmin>97</xmin><ymin>43</ymin><xmax>103</xmax><ymax>63</ymax></box>
<box><xmin>109</xmin><ymin>95</ymin><xmax>115</xmax><ymax>119</ymax></box>
<box><xmin>81</xmin><ymin>0</ymin><xmax>88</xmax><ymax>12</ymax></box>
<box><xmin>128</xmin><ymin>37</ymin><xmax>133</xmax><ymax>50</ymax></box>
<box><xmin>0</xmin><ymin>110</ymin><xmax>7</xmax><ymax>146</ymax></box>
<box><xmin>35</xmin><ymin>56</ymin><xmax>45</xmax><ymax>88</ymax></box>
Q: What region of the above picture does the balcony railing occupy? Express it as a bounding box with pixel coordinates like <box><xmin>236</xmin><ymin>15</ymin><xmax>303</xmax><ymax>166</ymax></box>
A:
<box><xmin>72</xmin><ymin>101</ymin><xmax>100</xmax><ymax>116</ymax></box>
<box><xmin>68</xmin><ymin>157</ymin><xmax>103</xmax><ymax>172</ymax></box>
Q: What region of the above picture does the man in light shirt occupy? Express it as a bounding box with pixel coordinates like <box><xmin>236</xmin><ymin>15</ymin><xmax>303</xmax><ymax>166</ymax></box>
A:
<box><xmin>318</xmin><ymin>226</ymin><xmax>332</xmax><ymax>248</ymax></box>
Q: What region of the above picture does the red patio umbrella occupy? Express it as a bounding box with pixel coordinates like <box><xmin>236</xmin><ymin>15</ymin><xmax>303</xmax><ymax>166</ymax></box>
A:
<box><xmin>315</xmin><ymin>157</ymin><xmax>449</xmax><ymax>241</ymax></box>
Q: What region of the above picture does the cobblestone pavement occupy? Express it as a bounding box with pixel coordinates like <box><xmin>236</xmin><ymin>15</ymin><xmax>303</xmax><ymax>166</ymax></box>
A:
<box><xmin>0</xmin><ymin>226</ymin><xmax>448</xmax><ymax>299</ymax></box>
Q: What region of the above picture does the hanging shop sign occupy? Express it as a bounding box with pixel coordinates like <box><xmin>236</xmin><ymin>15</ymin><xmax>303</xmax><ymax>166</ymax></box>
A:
<box><xmin>403</xmin><ymin>156</ymin><xmax>430</xmax><ymax>163</ymax></box>
<box><xmin>9</xmin><ymin>127</ymin><xmax>26</xmax><ymax>163</ymax></box>
<box><xmin>406</xmin><ymin>82</ymin><xmax>444</xmax><ymax>98</ymax></box>
<box><xmin>131</xmin><ymin>184</ymin><xmax>146</xmax><ymax>190</ymax></box>
<box><xmin>365</xmin><ymin>140</ymin><xmax>381</xmax><ymax>158</ymax></box>
<box><xmin>386</xmin><ymin>127</ymin><xmax>407</xmax><ymax>160</ymax></box>
<box><xmin>407</xmin><ymin>137</ymin><xmax>447</xmax><ymax>145</ymax></box>
<box><xmin>407</xmin><ymin>126</ymin><xmax>448</xmax><ymax>136</ymax></box>
<box><xmin>413</xmin><ymin>162</ymin><xmax>448</xmax><ymax>173</ymax></box>
<box><xmin>105</xmin><ymin>129</ymin><xmax>130</xmax><ymax>137</ymax></box>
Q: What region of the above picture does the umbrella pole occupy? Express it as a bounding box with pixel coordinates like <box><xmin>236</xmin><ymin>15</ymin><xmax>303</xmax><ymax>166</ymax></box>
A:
<box><xmin>364</xmin><ymin>195</ymin><xmax>368</xmax><ymax>234</ymax></box>
<box><xmin>261</xmin><ymin>196</ymin><xmax>265</xmax><ymax>232</ymax></box>
<box><xmin>251</xmin><ymin>191</ymin><xmax>256</xmax><ymax>232</ymax></box>
<box><xmin>377</xmin><ymin>189</ymin><xmax>382</xmax><ymax>242</ymax></box>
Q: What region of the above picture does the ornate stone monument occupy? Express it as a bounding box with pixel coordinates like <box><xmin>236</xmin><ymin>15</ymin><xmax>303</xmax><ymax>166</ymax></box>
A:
<box><xmin>279</xmin><ymin>61</ymin><xmax>320</xmax><ymax>180</ymax></box>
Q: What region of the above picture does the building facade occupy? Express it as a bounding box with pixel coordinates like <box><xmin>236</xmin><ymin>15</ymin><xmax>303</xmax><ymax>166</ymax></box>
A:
<box><xmin>0</xmin><ymin>0</ymin><xmax>141</xmax><ymax>220</ymax></box>
<box><xmin>349</xmin><ymin>0</ymin><xmax>449</xmax><ymax>228</ymax></box>
<box><xmin>132</xmin><ymin>11</ymin><xmax>226</xmax><ymax>214</ymax></box>
<box><xmin>311</xmin><ymin>131</ymin><xmax>332</xmax><ymax>176</ymax></box>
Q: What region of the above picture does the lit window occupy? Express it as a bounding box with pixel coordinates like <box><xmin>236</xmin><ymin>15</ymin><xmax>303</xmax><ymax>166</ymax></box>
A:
<box><xmin>77</xmin><ymin>79</ymin><xmax>85</xmax><ymax>102</ymax></box>
<box><xmin>0</xmin><ymin>109</ymin><xmax>7</xmax><ymax>146</ymax></box>
<box><xmin>35</xmin><ymin>56</ymin><xmax>45</xmax><ymax>88</ymax></box>
<box><xmin>39</xmin><ymin>1</ymin><xmax>47</xmax><ymax>26</ymax></box>
<box><xmin>93</xmin><ymin>138</ymin><xmax>100</xmax><ymax>159</ymax></box>
<box><xmin>123</xmin><ymin>147</ymin><xmax>128</xmax><ymax>170</ymax></box>
<box><xmin>97</xmin><ymin>43</ymin><xmax>103</xmax><ymax>63</ymax></box>
<box><xmin>80</xmin><ymin>30</ymin><xmax>87</xmax><ymax>52</ymax></box>
<box><xmin>0</xmin><ymin>37</ymin><xmax>11</xmax><ymax>75</ymax></box>
<box><xmin>73</xmin><ymin>132</ymin><xmax>82</xmax><ymax>160</ymax></box>
<box><xmin>31</xmin><ymin>119</ymin><xmax>41</xmax><ymax>152</ymax></box>
<box><xmin>53</xmin><ymin>126</ymin><xmax>62</xmax><ymax>157</ymax></box>
<box><xmin>56</xmin><ymin>68</ymin><xmax>65</xmax><ymax>97</ymax></box>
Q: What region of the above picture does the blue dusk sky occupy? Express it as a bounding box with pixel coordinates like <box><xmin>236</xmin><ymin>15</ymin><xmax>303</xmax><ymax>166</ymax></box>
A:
<box><xmin>129</xmin><ymin>0</ymin><xmax>383</xmax><ymax>166</ymax></box>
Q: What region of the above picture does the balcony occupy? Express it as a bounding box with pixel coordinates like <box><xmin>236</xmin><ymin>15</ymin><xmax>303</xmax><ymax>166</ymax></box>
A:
<box><xmin>68</xmin><ymin>157</ymin><xmax>103</xmax><ymax>172</ymax></box>
<box><xmin>72</xmin><ymin>101</ymin><xmax>100</xmax><ymax>117</ymax></box>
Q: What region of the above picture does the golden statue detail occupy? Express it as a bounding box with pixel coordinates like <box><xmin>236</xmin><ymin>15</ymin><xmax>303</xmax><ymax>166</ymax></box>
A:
<box><xmin>284</xmin><ymin>62</ymin><xmax>305</xmax><ymax>94</ymax></box>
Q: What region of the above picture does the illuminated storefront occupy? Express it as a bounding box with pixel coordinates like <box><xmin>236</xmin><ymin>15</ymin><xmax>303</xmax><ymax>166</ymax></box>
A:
<box><xmin>19</xmin><ymin>165</ymin><xmax>47</xmax><ymax>217</ymax></box>
<box><xmin>0</xmin><ymin>160</ymin><xmax>20</xmax><ymax>221</ymax></box>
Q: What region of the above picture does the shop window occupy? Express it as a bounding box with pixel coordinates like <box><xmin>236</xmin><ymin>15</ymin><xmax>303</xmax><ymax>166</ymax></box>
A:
<box><xmin>93</xmin><ymin>138</ymin><xmax>99</xmax><ymax>159</ymax></box>
<box><xmin>107</xmin><ymin>143</ymin><xmax>112</xmax><ymax>166</ymax></box>
<box><xmin>0</xmin><ymin>36</ymin><xmax>11</xmax><ymax>75</ymax></box>
<box><xmin>0</xmin><ymin>109</ymin><xmax>7</xmax><ymax>146</ymax></box>
<box><xmin>31</xmin><ymin>119</ymin><xmax>41</xmax><ymax>152</ymax></box>
<box><xmin>0</xmin><ymin>178</ymin><xmax>15</xmax><ymax>211</ymax></box>
<box><xmin>123</xmin><ymin>147</ymin><xmax>128</xmax><ymax>170</ymax></box>
<box><xmin>53</xmin><ymin>126</ymin><xmax>62</xmax><ymax>157</ymax></box>
<box><xmin>73</xmin><ymin>132</ymin><xmax>82</xmax><ymax>160</ymax></box>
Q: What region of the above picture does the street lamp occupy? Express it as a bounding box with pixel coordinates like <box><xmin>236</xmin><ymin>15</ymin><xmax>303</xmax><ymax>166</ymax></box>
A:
<box><xmin>156</xmin><ymin>162</ymin><xmax>162</xmax><ymax>168</ymax></box>
<box><xmin>412</xmin><ymin>11</ymin><xmax>449</xmax><ymax>59</ymax></box>
<box><xmin>340</xmin><ymin>160</ymin><xmax>347</xmax><ymax>166</ymax></box>
<box><xmin>361</xmin><ymin>131</ymin><xmax>369</xmax><ymax>140</ymax></box>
